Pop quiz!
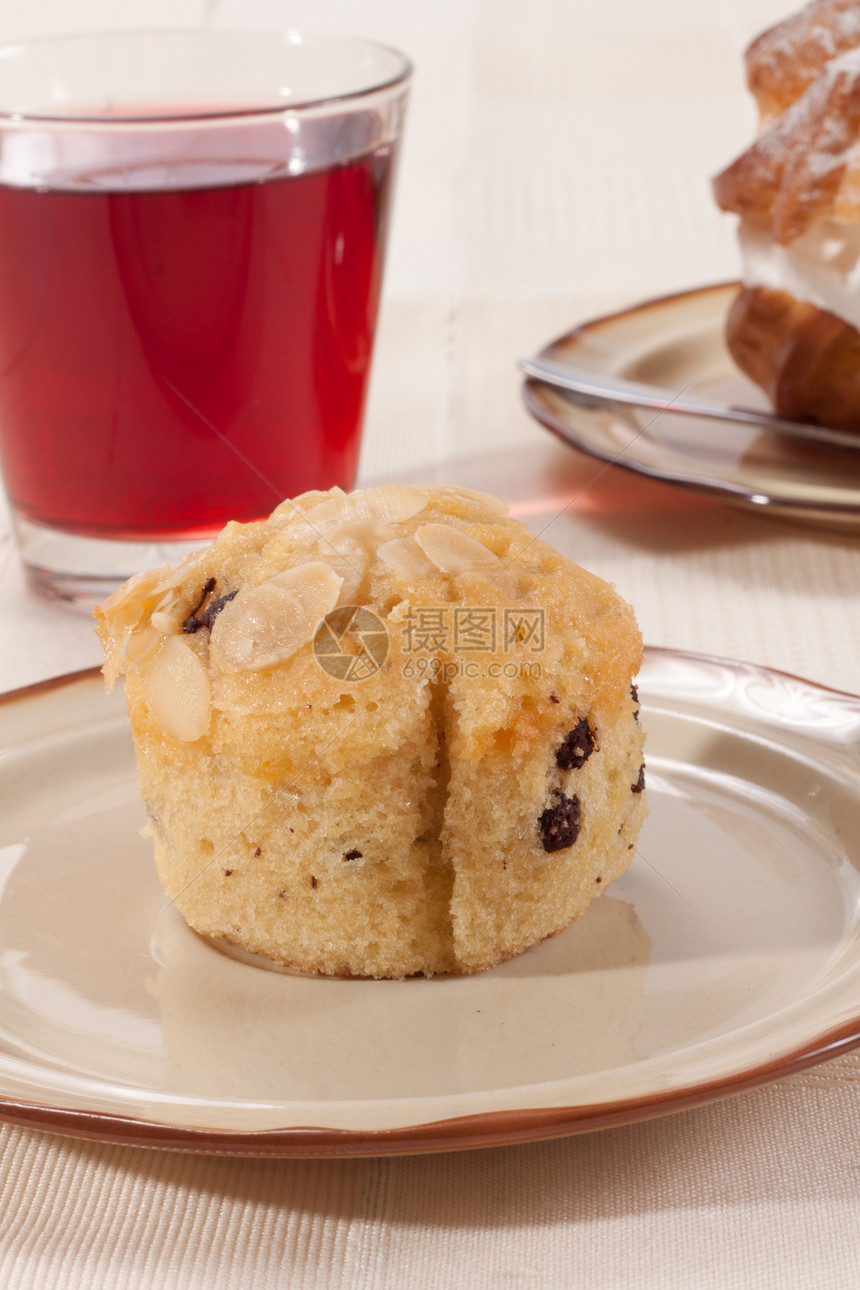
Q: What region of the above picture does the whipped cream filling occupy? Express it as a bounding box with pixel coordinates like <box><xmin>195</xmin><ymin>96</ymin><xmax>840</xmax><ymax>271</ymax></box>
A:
<box><xmin>739</xmin><ymin>219</ymin><xmax>860</xmax><ymax>332</ymax></box>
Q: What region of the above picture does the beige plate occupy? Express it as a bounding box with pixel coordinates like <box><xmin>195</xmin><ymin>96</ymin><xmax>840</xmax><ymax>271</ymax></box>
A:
<box><xmin>523</xmin><ymin>283</ymin><xmax>860</xmax><ymax>526</ymax></box>
<box><xmin>2</xmin><ymin>650</ymin><xmax>860</xmax><ymax>1156</ymax></box>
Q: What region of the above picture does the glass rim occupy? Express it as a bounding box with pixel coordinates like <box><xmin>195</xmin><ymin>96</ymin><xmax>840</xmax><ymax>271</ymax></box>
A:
<box><xmin>0</xmin><ymin>28</ymin><xmax>413</xmax><ymax>125</ymax></box>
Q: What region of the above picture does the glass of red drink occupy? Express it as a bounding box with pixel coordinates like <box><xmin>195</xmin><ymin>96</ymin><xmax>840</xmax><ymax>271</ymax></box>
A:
<box><xmin>0</xmin><ymin>30</ymin><xmax>410</xmax><ymax>608</ymax></box>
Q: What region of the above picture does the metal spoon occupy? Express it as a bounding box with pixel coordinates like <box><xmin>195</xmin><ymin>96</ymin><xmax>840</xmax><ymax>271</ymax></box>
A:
<box><xmin>519</xmin><ymin>356</ymin><xmax>860</xmax><ymax>453</ymax></box>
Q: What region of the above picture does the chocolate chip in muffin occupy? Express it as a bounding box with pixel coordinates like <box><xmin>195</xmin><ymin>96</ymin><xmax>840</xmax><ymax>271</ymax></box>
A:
<box><xmin>539</xmin><ymin>793</ymin><xmax>581</xmax><ymax>853</ymax></box>
<box><xmin>199</xmin><ymin>589</ymin><xmax>238</xmax><ymax>631</ymax></box>
<box><xmin>631</xmin><ymin>683</ymin><xmax>640</xmax><ymax>722</ymax></box>
<box><xmin>555</xmin><ymin>718</ymin><xmax>597</xmax><ymax>771</ymax></box>
<box><xmin>343</xmin><ymin>849</ymin><xmax>363</xmax><ymax>862</ymax></box>
<box><xmin>182</xmin><ymin>577</ymin><xmax>216</xmax><ymax>632</ymax></box>
<box><xmin>182</xmin><ymin>580</ymin><xmax>238</xmax><ymax>633</ymax></box>
<box><xmin>632</xmin><ymin>763</ymin><xmax>646</xmax><ymax>793</ymax></box>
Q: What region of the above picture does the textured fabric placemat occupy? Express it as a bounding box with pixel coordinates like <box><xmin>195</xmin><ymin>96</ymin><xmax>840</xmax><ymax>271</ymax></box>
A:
<box><xmin>2</xmin><ymin>1055</ymin><xmax>860</xmax><ymax>1290</ymax></box>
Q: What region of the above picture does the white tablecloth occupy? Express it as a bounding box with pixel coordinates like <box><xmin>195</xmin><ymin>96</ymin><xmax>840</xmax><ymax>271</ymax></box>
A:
<box><xmin>2</xmin><ymin>1</ymin><xmax>860</xmax><ymax>1286</ymax></box>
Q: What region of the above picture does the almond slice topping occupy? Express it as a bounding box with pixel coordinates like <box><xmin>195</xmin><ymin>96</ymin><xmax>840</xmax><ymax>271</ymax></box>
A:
<box><xmin>376</xmin><ymin>536</ymin><xmax>437</xmax><ymax>582</ymax></box>
<box><xmin>150</xmin><ymin>610</ymin><xmax>181</xmax><ymax>636</ymax></box>
<box><xmin>144</xmin><ymin>636</ymin><xmax>211</xmax><ymax>742</ymax></box>
<box><xmin>210</xmin><ymin>562</ymin><xmax>343</xmax><ymax>672</ymax></box>
<box><xmin>271</xmin><ymin>487</ymin><xmax>346</xmax><ymax>528</ymax></box>
<box><xmin>434</xmin><ymin>485</ymin><xmax>508</xmax><ymax>514</ymax></box>
<box><xmin>123</xmin><ymin>625</ymin><xmax>162</xmax><ymax>667</ymax></box>
<box><xmin>413</xmin><ymin>524</ymin><xmax>500</xmax><ymax>574</ymax></box>
<box><xmin>304</xmin><ymin>485</ymin><xmax>427</xmax><ymax>533</ymax></box>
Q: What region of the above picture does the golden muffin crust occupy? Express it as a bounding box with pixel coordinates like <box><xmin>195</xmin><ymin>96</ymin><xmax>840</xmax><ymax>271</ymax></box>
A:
<box><xmin>97</xmin><ymin>484</ymin><xmax>647</xmax><ymax>978</ymax></box>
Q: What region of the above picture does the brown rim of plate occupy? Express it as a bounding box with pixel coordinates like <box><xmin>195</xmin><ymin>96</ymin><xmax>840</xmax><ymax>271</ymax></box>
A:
<box><xmin>543</xmin><ymin>279</ymin><xmax>739</xmax><ymax>344</ymax></box>
<box><xmin>0</xmin><ymin>664</ymin><xmax>105</xmax><ymax>705</ymax></box>
<box><xmin>522</xmin><ymin>280</ymin><xmax>860</xmax><ymax>518</ymax></box>
<box><xmin>2</xmin><ymin>655</ymin><xmax>860</xmax><ymax>1156</ymax></box>
<box><xmin>0</xmin><ymin>1020</ymin><xmax>858</xmax><ymax>1157</ymax></box>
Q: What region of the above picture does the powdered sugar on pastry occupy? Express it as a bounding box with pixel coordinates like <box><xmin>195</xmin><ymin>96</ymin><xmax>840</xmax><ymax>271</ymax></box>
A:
<box><xmin>714</xmin><ymin>1</ymin><xmax>860</xmax><ymax>431</ymax></box>
<box><xmin>746</xmin><ymin>0</ymin><xmax>860</xmax><ymax>123</ymax></box>
<box><xmin>714</xmin><ymin>45</ymin><xmax>860</xmax><ymax>247</ymax></box>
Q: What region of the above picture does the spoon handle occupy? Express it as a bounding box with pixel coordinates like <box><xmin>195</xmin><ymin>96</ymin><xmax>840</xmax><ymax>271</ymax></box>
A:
<box><xmin>519</xmin><ymin>356</ymin><xmax>860</xmax><ymax>453</ymax></box>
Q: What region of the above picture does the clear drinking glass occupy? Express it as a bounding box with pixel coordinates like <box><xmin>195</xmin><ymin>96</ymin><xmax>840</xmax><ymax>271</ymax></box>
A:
<box><xmin>0</xmin><ymin>30</ymin><xmax>410</xmax><ymax>608</ymax></box>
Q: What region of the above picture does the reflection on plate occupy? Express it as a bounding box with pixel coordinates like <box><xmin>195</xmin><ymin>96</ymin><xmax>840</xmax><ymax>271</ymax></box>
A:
<box><xmin>1</xmin><ymin>651</ymin><xmax>860</xmax><ymax>1156</ymax></box>
<box><xmin>523</xmin><ymin>283</ymin><xmax>860</xmax><ymax>527</ymax></box>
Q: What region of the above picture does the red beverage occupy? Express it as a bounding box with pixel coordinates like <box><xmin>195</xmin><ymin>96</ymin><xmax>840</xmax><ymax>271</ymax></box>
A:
<box><xmin>0</xmin><ymin>147</ymin><xmax>395</xmax><ymax>539</ymax></box>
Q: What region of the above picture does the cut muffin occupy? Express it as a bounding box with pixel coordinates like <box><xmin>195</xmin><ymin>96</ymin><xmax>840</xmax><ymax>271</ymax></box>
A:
<box><xmin>96</xmin><ymin>484</ymin><xmax>647</xmax><ymax>978</ymax></box>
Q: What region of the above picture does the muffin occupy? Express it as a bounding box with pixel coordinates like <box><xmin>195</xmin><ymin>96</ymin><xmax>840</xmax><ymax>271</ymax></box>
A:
<box><xmin>96</xmin><ymin>484</ymin><xmax>647</xmax><ymax>978</ymax></box>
